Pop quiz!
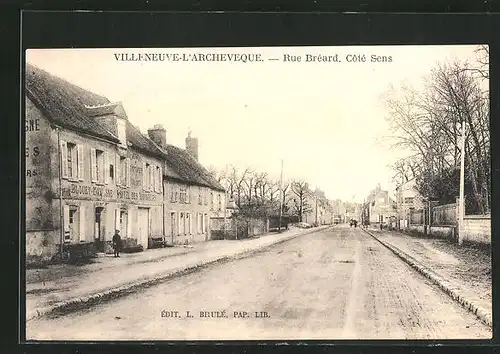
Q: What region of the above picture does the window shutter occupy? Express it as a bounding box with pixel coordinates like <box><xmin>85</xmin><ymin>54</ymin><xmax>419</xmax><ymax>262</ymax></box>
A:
<box><xmin>104</xmin><ymin>151</ymin><xmax>109</xmax><ymax>184</ymax></box>
<box><xmin>90</xmin><ymin>148</ymin><xmax>97</xmax><ymax>182</ymax></box>
<box><xmin>115</xmin><ymin>154</ymin><xmax>121</xmax><ymax>186</ymax></box>
<box><xmin>159</xmin><ymin>166</ymin><xmax>163</xmax><ymax>193</ymax></box>
<box><xmin>60</xmin><ymin>140</ymin><xmax>68</xmax><ymax>179</ymax></box>
<box><xmin>149</xmin><ymin>166</ymin><xmax>154</xmax><ymax>191</ymax></box>
<box><xmin>152</xmin><ymin>166</ymin><xmax>157</xmax><ymax>192</ymax></box>
<box><xmin>77</xmin><ymin>145</ymin><xmax>84</xmax><ymax>181</ymax></box>
<box><xmin>63</xmin><ymin>204</ymin><xmax>70</xmax><ymax>231</ymax></box>
<box><xmin>114</xmin><ymin>208</ymin><xmax>120</xmax><ymax>232</ymax></box>
<box><xmin>127</xmin><ymin>210</ymin><xmax>132</xmax><ymax>238</ymax></box>
<box><xmin>126</xmin><ymin>158</ymin><xmax>131</xmax><ymax>187</ymax></box>
<box><xmin>142</xmin><ymin>162</ymin><xmax>147</xmax><ymax>190</ymax></box>
<box><xmin>79</xmin><ymin>206</ymin><xmax>85</xmax><ymax>242</ymax></box>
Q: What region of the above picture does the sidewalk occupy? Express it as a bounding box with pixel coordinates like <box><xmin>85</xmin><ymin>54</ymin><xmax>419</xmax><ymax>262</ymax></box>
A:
<box><xmin>363</xmin><ymin>226</ymin><xmax>491</xmax><ymax>327</ymax></box>
<box><xmin>26</xmin><ymin>225</ymin><xmax>332</xmax><ymax>322</ymax></box>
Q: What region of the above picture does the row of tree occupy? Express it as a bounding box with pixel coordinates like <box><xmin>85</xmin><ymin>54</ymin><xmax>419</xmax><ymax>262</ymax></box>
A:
<box><xmin>207</xmin><ymin>165</ymin><xmax>323</xmax><ymax>222</ymax></box>
<box><xmin>385</xmin><ymin>45</ymin><xmax>490</xmax><ymax>214</ymax></box>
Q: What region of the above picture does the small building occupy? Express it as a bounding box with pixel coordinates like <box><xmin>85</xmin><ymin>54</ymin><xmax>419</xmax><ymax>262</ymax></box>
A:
<box><xmin>145</xmin><ymin>127</ymin><xmax>226</xmax><ymax>245</ymax></box>
<box><xmin>25</xmin><ymin>64</ymin><xmax>166</xmax><ymax>263</ymax></box>
<box><xmin>366</xmin><ymin>184</ymin><xmax>397</xmax><ymax>225</ymax></box>
<box><xmin>395</xmin><ymin>178</ymin><xmax>425</xmax><ymax>227</ymax></box>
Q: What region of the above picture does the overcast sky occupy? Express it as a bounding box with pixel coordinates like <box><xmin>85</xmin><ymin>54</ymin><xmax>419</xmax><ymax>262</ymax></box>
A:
<box><xmin>26</xmin><ymin>45</ymin><xmax>484</xmax><ymax>202</ymax></box>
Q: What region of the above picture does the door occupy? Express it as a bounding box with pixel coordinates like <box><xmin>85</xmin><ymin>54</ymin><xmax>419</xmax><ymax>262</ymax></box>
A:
<box><xmin>94</xmin><ymin>207</ymin><xmax>104</xmax><ymax>251</ymax></box>
<box><xmin>120</xmin><ymin>210</ymin><xmax>128</xmax><ymax>238</ymax></box>
<box><xmin>137</xmin><ymin>208</ymin><xmax>149</xmax><ymax>249</ymax></box>
<box><xmin>68</xmin><ymin>206</ymin><xmax>80</xmax><ymax>242</ymax></box>
<box><xmin>170</xmin><ymin>212</ymin><xmax>176</xmax><ymax>244</ymax></box>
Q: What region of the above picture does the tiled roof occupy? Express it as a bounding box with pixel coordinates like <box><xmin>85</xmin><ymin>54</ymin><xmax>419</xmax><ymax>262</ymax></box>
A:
<box><xmin>163</xmin><ymin>144</ymin><xmax>225</xmax><ymax>192</ymax></box>
<box><xmin>125</xmin><ymin>122</ymin><xmax>167</xmax><ymax>160</ymax></box>
<box><xmin>26</xmin><ymin>63</ymin><xmax>167</xmax><ymax>160</ymax></box>
<box><xmin>25</xmin><ymin>63</ymin><xmax>119</xmax><ymax>143</ymax></box>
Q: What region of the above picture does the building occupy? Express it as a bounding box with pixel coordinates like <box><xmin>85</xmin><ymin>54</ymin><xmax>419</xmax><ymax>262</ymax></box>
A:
<box><xmin>144</xmin><ymin>126</ymin><xmax>226</xmax><ymax>245</ymax></box>
<box><xmin>395</xmin><ymin>178</ymin><xmax>425</xmax><ymax>228</ymax></box>
<box><xmin>26</xmin><ymin>64</ymin><xmax>166</xmax><ymax>263</ymax></box>
<box><xmin>365</xmin><ymin>183</ymin><xmax>397</xmax><ymax>225</ymax></box>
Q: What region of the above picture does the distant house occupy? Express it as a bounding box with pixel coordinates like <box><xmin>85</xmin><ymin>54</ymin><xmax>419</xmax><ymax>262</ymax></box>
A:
<box><xmin>145</xmin><ymin>126</ymin><xmax>226</xmax><ymax>245</ymax></box>
<box><xmin>395</xmin><ymin>178</ymin><xmax>425</xmax><ymax>227</ymax></box>
<box><xmin>366</xmin><ymin>184</ymin><xmax>397</xmax><ymax>225</ymax></box>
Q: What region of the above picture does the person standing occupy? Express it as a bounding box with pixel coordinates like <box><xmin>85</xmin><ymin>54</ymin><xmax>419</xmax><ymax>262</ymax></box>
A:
<box><xmin>112</xmin><ymin>229</ymin><xmax>122</xmax><ymax>258</ymax></box>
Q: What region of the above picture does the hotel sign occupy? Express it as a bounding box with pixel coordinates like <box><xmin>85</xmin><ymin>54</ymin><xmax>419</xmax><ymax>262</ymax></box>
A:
<box><xmin>67</xmin><ymin>183</ymin><xmax>158</xmax><ymax>202</ymax></box>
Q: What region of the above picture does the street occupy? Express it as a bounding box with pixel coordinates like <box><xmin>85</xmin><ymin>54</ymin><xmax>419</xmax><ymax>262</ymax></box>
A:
<box><xmin>26</xmin><ymin>225</ymin><xmax>490</xmax><ymax>341</ymax></box>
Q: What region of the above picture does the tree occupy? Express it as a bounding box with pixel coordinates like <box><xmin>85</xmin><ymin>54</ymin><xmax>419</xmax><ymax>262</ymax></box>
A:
<box><xmin>290</xmin><ymin>180</ymin><xmax>312</xmax><ymax>222</ymax></box>
<box><xmin>383</xmin><ymin>51</ymin><xmax>490</xmax><ymax>214</ymax></box>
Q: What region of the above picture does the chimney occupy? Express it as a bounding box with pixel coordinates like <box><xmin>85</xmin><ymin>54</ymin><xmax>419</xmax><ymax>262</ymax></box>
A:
<box><xmin>185</xmin><ymin>131</ymin><xmax>199</xmax><ymax>161</ymax></box>
<box><xmin>147</xmin><ymin>124</ymin><xmax>167</xmax><ymax>149</ymax></box>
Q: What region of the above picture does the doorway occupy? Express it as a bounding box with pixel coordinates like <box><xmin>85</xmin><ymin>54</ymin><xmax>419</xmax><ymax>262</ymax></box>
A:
<box><xmin>170</xmin><ymin>212</ymin><xmax>176</xmax><ymax>244</ymax></box>
<box><xmin>94</xmin><ymin>207</ymin><xmax>104</xmax><ymax>251</ymax></box>
<box><xmin>137</xmin><ymin>207</ymin><xmax>149</xmax><ymax>249</ymax></box>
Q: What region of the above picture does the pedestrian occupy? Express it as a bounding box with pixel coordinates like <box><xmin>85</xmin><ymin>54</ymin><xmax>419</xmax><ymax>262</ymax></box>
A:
<box><xmin>112</xmin><ymin>229</ymin><xmax>122</xmax><ymax>258</ymax></box>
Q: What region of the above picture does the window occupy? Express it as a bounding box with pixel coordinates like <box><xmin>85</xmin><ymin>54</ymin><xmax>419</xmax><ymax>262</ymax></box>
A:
<box><xmin>67</xmin><ymin>143</ymin><xmax>75</xmax><ymax>178</ymax></box>
<box><xmin>404</xmin><ymin>197</ymin><xmax>414</xmax><ymax>204</ymax></box>
<box><xmin>61</xmin><ymin>141</ymin><xmax>84</xmax><ymax>181</ymax></box>
<box><xmin>203</xmin><ymin>189</ymin><xmax>208</xmax><ymax>206</ymax></box>
<box><xmin>210</xmin><ymin>192</ymin><xmax>214</xmax><ymax>210</ymax></box>
<box><xmin>186</xmin><ymin>213</ymin><xmax>191</xmax><ymax>234</ymax></box>
<box><xmin>109</xmin><ymin>164</ymin><xmax>114</xmax><ymax>181</ymax></box>
<box><xmin>69</xmin><ymin>209</ymin><xmax>76</xmax><ymax>224</ymax></box>
<box><xmin>198</xmin><ymin>187</ymin><xmax>202</xmax><ymax>205</ymax></box>
<box><xmin>156</xmin><ymin>166</ymin><xmax>161</xmax><ymax>192</ymax></box>
<box><xmin>91</xmin><ymin>148</ymin><xmax>106</xmax><ymax>184</ymax></box>
<box><xmin>218</xmin><ymin>194</ymin><xmax>222</xmax><ymax>211</ymax></box>
<box><xmin>180</xmin><ymin>186</ymin><xmax>187</xmax><ymax>204</ymax></box>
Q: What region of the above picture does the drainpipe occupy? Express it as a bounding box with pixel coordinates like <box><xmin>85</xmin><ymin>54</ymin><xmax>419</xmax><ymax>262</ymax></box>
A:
<box><xmin>56</xmin><ymin>127</ymin><xmax>64</xmax><ymax>256</ymax></box>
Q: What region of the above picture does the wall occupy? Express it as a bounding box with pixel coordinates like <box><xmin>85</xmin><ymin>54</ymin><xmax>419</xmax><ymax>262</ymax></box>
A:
<box><xmin>463</xmin><ymin>215</ymin><xmax>491</xmax><ymax>244</ymax></box>
<box><xmin>26</xmin><ymin>98</ymin><xmax>53</xmax><ymax>230</ymax></box>
<box><xmin>25</xmin><ymin>99</ymin><xmax>56</xmax><ymax>263</ymax></box>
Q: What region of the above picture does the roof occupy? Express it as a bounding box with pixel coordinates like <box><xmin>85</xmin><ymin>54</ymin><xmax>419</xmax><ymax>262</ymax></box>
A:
<box><xmin>163</xmin><ymin>144</ymin><xmax>225</xmax><ymax>192</ymax></box>
<box><xmin>26</xmin><ymin>63</ymin><xmax>119</xmax><ymax>143</ymax></box>
<box><xmin>26</xmin><ymin>63</ymin><xmax>167</xmax><ymax>160</ymax></box>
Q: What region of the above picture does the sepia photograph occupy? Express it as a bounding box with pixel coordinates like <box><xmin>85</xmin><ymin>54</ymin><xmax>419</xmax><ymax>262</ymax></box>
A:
<box><xmin>24</xmin><ymin>45</ymin><xmax>491</xmax><ymax>341</ymax></box>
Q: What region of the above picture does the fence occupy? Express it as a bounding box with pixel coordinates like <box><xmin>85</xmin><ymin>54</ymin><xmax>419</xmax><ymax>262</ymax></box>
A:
<box><xmin>432</xmin><ymin>203</ymin><xmax>456</xmax><ymax>226</ymax></box>
<box><xmin>210</xmin><ymin>216</ymin><xmax>269</xmax><ymax>240</ymax></box>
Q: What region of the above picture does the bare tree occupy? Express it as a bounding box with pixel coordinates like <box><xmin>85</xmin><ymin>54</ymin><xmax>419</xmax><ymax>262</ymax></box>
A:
<box><xmin>291</xmin><ymin>180</ymin><xmax>312</xmax><ymax>222</ymax></box>
<box><xmin>382</xmin><ymin>53</ymin><xmax>490</xmax><ymax>213</ymax></box>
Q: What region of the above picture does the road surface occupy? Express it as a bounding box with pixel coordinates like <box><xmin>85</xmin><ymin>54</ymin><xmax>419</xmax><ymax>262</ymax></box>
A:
<box><xmin>26</xmin><ymin>225</ymin><xmax>490</xmax><ymax>340</ymax></box>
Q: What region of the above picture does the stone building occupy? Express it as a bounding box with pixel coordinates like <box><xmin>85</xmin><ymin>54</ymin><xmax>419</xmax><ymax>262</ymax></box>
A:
<box><xmin>25</xmin><ymin>64</ymin><xmax>166</xmax><ymax>263</ymax></box>
<box><xmin>145</xmin><ymin>126</ymin><xmax>226</xmax><ymax>245</ymax></box>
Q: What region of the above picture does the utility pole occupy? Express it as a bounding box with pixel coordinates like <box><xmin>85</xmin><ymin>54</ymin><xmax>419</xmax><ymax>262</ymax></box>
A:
<box><xmin>458</xmin><ymin>120</ymin><xmax>466</xmax><ymax>245</ymax></box>
<box><xmin>278</xmin><ymin>159</ymin><xmax>284</xmax><ymax>232</ymax></box>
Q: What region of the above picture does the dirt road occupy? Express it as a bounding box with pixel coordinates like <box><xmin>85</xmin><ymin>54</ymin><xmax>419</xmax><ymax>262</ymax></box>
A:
<box><xmin>26</xmin><ymin>225</ymin><xmax>490</xmax><ymax>340</ymax></box>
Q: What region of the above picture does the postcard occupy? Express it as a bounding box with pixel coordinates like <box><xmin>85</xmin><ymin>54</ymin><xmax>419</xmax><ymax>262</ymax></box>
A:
<box><xmin>24</xmin><ymin>45</ymin><xmax>491</xmax><ymax>341</ymax></box>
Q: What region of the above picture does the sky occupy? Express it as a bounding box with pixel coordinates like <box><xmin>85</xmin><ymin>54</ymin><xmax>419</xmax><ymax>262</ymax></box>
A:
<box><xmin>26</xmin><ymin>45</ymin><xmax>485</xmax><ymax>202</ymax></box>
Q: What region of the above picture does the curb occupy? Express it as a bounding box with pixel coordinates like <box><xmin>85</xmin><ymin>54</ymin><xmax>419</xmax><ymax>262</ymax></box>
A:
<box><xmin>362</xmin><ymin>228</ymin><xmax>492</xmax><ymax>328</ymax></box>
<box><xmin>27</xmin><ymin>225</ymin><xmax>332</xmax><ymax>322</ymax></box>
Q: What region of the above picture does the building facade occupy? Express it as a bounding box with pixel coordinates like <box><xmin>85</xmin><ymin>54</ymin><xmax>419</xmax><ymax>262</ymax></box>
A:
<box><xmin>26</xmin><ymin>64</ymin><xmax>167</xmax><ymax>263</ymax></box>
<box><xmin>366</xmin><ymin>184</ymin><xmax>397</xmax><ymax>225</ymax></box>
<box><xmin>144</xmin><ymin>126</ymin><xmax>226</xmax><ymax>246</ymax></box>
<box><xmin>395</xmin><ymin>178</ymin><xmax>425</xmax><ymax>227</ymax></box>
